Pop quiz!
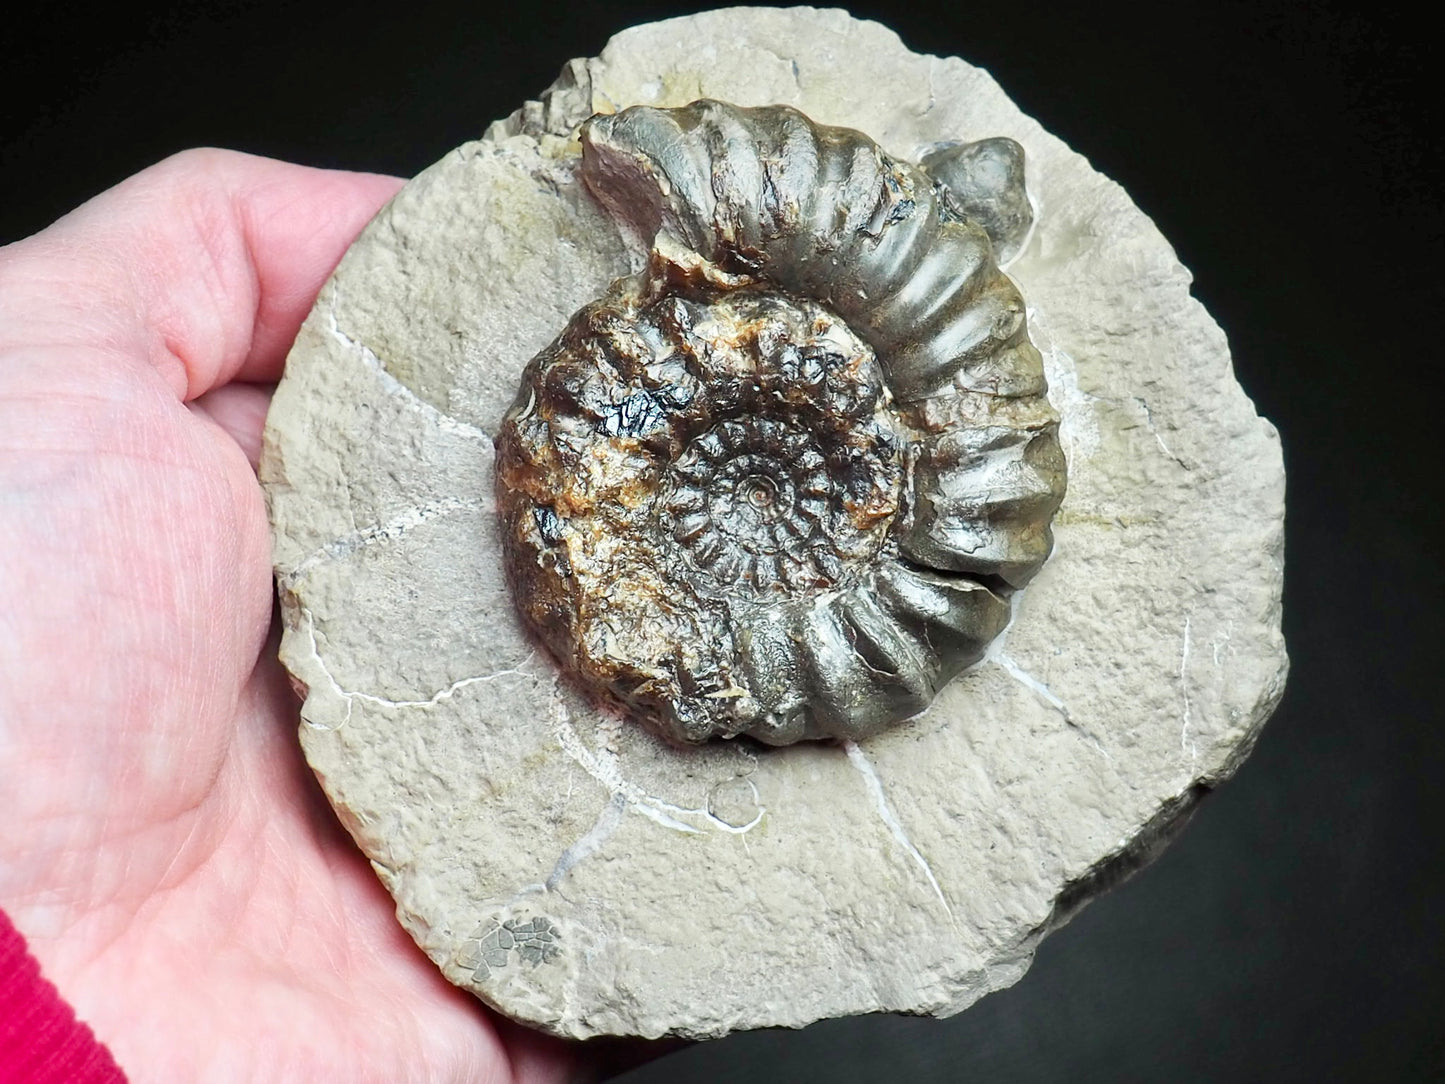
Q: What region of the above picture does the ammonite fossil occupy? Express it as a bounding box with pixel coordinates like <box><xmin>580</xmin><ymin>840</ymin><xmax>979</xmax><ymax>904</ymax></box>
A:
<box><xmin>495</xmin><ymin>101</ymin><xmax>1066</xmax><ymax>746</ymax></box>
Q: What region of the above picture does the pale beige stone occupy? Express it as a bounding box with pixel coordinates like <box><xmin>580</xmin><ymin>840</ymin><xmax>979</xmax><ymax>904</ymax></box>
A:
<box><xmin>261</xmin><ymin>7</ymin><xmax>1286</xmax><ymax>1040</ymax></box>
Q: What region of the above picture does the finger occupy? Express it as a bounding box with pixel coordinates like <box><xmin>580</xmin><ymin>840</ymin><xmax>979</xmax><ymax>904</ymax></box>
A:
<box><xmin>188</xmin><ymin>382</ymin><xmax>276</xmax><ymax>471</ymax></box>
<box><xmin>0</xmin><ymin>148</ymin><xmax>403</xmax><ymax>401</ymax></box>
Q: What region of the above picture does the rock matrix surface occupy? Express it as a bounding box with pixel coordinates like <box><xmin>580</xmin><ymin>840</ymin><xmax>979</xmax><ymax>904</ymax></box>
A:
<box><xmin>262</xmin><ymin>7</ymin><xmax>1287</xmax><ymax>1040</ymax></box>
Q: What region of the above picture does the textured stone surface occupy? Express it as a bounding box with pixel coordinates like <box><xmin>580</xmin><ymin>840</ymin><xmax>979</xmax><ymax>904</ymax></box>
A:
<box><xmin>261</xmin><ymin>6</ymin><xmax>1287</xmax><ymax>1040</ymax></box>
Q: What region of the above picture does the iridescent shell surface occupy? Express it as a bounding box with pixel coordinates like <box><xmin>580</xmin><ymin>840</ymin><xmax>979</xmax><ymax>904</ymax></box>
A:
<box><xmin>495</xmin><ymin>101</ymin><xmax>1066</xmax><ymax>745</ymax></box>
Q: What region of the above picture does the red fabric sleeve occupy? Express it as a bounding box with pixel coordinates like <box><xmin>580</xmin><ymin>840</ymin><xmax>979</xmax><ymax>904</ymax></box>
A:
<box><xmin>0</xmin><ymin>908</ymin><xmax>127</xmax><ymax>1083</ymax></box>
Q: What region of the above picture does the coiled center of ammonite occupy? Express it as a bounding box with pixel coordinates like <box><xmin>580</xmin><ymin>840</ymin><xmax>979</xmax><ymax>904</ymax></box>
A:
<box><xmin>741</xmin><ymin>474</ymin><xmax>777</xmax><ymax>512</ymax></box>
<box><xmin>497</xmin><ymin>276</ymin><xmax>906</xmax><ymax>740</ymax></box>
<box><xmin>661</xmin><ymin>413</ymin><xmax>894</xmax><ymax>594</ymax></box>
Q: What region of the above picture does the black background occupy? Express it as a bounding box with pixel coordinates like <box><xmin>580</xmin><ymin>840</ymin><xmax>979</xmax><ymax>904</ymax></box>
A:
<box><xmin>4</xmin><ymin>2</ymin><xmax>1440</xmax><ymax>1080</ymax></box>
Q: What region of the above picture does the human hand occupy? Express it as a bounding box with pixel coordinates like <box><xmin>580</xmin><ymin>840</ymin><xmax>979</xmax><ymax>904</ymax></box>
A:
<box><xmin>0</xmin><ymin>150</ymin><xmax>578</xmax><ymax>1082</ymax></box>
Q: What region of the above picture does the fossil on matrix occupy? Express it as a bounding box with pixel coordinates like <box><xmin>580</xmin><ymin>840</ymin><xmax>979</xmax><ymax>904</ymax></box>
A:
<box><xmin>262</xmin><ymin>8</ymin><xmax>1287</xmax><ymax>1041</ymax></box>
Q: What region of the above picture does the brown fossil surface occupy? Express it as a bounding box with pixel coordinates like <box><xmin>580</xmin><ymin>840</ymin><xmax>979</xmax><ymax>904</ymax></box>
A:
<box><xmin>495</xmin><ymin>102</ymin><xmax>1065</xmax><ymax>745</ymax></box>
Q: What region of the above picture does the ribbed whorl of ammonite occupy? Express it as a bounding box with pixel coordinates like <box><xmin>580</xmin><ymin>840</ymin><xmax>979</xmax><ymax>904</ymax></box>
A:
<box><xmin>495</xmin><ymin>101</ymin><xmax>1067</xmax><ymax>745</ymax></box>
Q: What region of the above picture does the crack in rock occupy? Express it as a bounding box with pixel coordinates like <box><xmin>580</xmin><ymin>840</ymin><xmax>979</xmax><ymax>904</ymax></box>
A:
<box><xmin>545</xmin><ymin>792</ymin><xmax>628</xmax><ymax>891</ymax></box>
<box><xmin>323</xmin><ymin>292</ymin><xmax>490</xmax><ymax>442</ymax></box>
<box><xmin>1132</xmin><ymin>396</ymin><xmax>1191</xmax><ymax>470</ymax></box>
<box><xmin>843</xmin><ymin>740</ymin><xmax>954</xmax><ymax>923</ymax></box>
<box><xmin>296</xmin><ymin>606</ymin><xmax>536</xmax><ymax>729</ymax></box>
<box><xmin>986</xmin><ymin>592</ymin><xmax>1111</xmax><ymax>760</ymax></box>
<box><xmin>550</xmin><ymin>684</ymin><xmax>765</xmax><ymax>837</ymax></box>
<box><xmin>1179</xmin><ymin>614</ymin><xmax>1196</xmax><ymax>761</ymax></box>
<box><xmin>281</xmin><ymin>497</ymin><xmax>480</xmax><ymax>588</ymax></box>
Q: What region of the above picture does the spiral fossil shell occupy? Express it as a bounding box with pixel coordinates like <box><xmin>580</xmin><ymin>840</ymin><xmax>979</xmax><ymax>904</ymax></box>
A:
<box><xmin>495</xmin><ymin>101</ymin><xmax>1066</xmax><ymax>745</ymax></box>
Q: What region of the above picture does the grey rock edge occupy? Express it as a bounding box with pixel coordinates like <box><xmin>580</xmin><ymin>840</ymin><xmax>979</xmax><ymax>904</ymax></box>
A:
<box><xmin>260</xmin><ymin>6</ymin><xmax>1287</xmax><ymax>1041</ymax></box>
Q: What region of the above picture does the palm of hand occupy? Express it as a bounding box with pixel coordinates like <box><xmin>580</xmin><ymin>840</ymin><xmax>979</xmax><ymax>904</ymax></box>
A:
<box><xmin>0</xmin><ymin>152</ymin><xmax>573</xmax><ymax>1082</ymax></box>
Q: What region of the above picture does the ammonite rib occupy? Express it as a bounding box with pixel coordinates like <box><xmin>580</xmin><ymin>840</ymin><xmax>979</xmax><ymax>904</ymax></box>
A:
<box><xmin>581</xmin><ymin>102</ymin><xmax>1063</xmax><ymax>585</ymax></box>
<box><xmin>583</xmin><ymin>102</ymin><xmax>1041</xmax><ymax>403</ymax></box>
<box><xmin>495</xmin><ymin>101</ymin><xmax>1066</xmax><ymax>745</ymax></box>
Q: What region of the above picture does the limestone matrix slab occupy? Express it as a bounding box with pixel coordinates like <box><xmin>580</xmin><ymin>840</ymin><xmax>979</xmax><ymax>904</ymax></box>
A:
<box><xmin>261</xmin><ymin>6</ymin><xmax>1287</xmax><ymax>1040</ymax></box>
